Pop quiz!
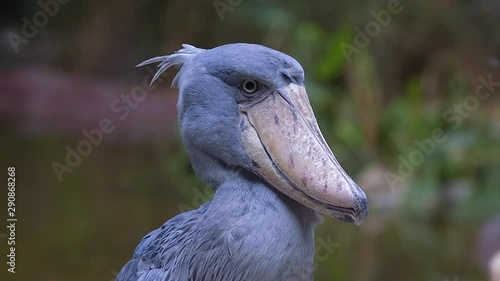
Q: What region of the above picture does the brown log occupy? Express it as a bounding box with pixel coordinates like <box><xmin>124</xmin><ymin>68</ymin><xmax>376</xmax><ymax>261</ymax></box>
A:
<box><xmin>0</xmin><ymin>67</ymin><xmax>179</xmax><ymax>143</ymax></box>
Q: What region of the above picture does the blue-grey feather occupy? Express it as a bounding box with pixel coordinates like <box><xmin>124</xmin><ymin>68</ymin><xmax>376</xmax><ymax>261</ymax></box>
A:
<box><xmin>136</xmin><ymin>44</ymin><xmax>205</xmax><ymax>86</ymax></box>
<box><xmin>117</xmin><ymin>43</ymin><xmax>320</xmax><ymax>281</ymax></box>
<box><xmin>117</xmin><ymin>172</ymin><xmax>321</xmax><ymax>281</ymax></box>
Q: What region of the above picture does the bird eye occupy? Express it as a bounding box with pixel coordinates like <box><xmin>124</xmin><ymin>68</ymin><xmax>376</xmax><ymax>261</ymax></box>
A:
<box><xmin>241</xmin><ymin>79</ymin><xmax>259</xmax><ymax>94</ymax></box>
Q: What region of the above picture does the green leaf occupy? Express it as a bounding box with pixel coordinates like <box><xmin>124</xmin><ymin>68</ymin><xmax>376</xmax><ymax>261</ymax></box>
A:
<box><xmin>315</xmin><ymin>26</ymin><xmax>353</xmax><ymax>81</ymax></box>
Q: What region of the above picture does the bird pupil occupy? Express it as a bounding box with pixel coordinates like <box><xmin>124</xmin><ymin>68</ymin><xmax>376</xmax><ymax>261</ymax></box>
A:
<box><xmin>244</xmin><ymin>81</ymin><xmax>256</xmax><ymax>92</ymax></box>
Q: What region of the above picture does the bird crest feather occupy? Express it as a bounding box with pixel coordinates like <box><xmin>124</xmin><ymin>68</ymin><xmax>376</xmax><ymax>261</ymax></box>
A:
<box><xmin>136</xmin><ymin>44</ymin><xmax>205</xmax><ymax>86</ymax></box>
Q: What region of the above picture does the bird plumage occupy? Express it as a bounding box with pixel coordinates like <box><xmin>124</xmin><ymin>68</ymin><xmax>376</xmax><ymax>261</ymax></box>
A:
<box><xmin>117</xmin><ymin>43</ymin><xmax>367</xmax><ymax>281</ymax></box>
<box><xmin>117</xmin><ymin>172</ymin><xmax>321</xmax><ymax>281</ymax></box>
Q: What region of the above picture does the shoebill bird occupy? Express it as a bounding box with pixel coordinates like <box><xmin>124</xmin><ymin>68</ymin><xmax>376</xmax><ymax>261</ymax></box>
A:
<box><xmin>116</xmin><ymin>43</ymin><xmax>368</xmax><ymax>281</ymax></box>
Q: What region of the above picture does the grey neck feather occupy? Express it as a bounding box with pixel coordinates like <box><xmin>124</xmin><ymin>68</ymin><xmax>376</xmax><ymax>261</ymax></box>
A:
<box><xmin>193</xmin><ymin>165</ymin><xmax>322</xmax><ymax>280</ymax></box>
<box><xmin>184</xmin><ymin>134</ymin><xmax>323</xmax><ymax>227</ymax></box>
<box><xmin>211</xmin><ymin>168</ymin><xmax>323</xmax><ymax>228</ymax></box>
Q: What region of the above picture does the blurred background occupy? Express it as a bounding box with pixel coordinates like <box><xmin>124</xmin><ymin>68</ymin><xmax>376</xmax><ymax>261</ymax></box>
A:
<box><xmin>1</xmin><ymin>0</ymin><xmax>499</xmax><ymax>280</ymax></box>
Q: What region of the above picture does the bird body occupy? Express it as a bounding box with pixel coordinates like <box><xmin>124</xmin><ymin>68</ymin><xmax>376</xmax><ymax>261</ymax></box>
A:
<box><xmin>118</xmin><ymin>174</ymin><xmax>320</xmax><ymax>281</ymax></box>
<box><xmin>117</xmin><ymin>43</ymin><xmax>368</xmax><ymax>281</ymax></box>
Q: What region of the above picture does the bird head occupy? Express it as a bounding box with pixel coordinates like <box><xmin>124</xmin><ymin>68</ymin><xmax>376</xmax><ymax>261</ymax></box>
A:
<box><xmin>138</xmin><ymin>43</ymin><xmax>368</xmax><ymax>225</ymax></box>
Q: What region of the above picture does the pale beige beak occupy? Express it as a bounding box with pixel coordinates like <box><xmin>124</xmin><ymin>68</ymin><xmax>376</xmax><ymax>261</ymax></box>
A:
<box><xmin>240</xmin><ymin>83</ymin><xmax>368</xmax><ymax>224</ymax></box>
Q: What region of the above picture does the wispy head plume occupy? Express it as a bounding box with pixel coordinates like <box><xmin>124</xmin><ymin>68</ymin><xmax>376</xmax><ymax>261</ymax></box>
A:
<box><xmin>136</xmin><ymin>44</ymin><xmax>205</xmax><ymax>86</ymax></box>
